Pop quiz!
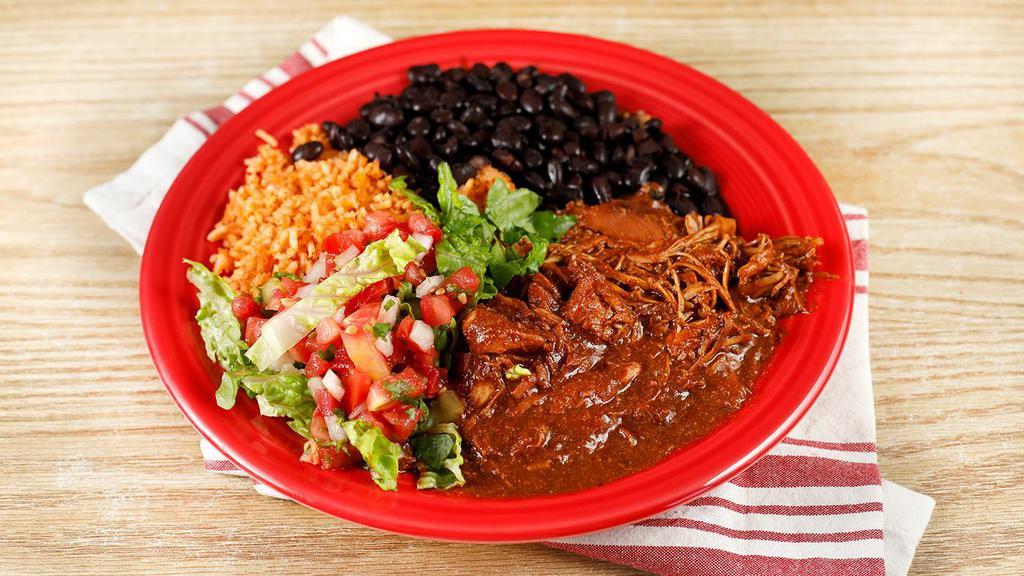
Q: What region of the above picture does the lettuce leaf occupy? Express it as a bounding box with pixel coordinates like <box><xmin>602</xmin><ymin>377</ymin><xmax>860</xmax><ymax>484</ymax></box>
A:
<box><xmin>246</xmin><ymin>231</ymin><xmax>427</xmax><ymax>370</ymax></box>
<box><xmin>484</xmin><ymin>177</ymin><xmax>540</xmax><ymax>236</ymax></box>
<box><xmin>411</xmin><ymin>423</ymin><xmax>465</xmax><ymax>490</ymax></box>
<box><xmin>342</xmin><ymin>420</ymin><xmax>402</xmax><ymax>491</ymax></box>
<box><xmin>185</xmin><ymin>260</ymin><xmax>249</xmax><ymax>372</ymax></box>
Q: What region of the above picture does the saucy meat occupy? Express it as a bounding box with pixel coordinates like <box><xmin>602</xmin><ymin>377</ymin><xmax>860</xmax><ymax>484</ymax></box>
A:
<box><xmin>453</xmin><ymin>193</ymin><xmax>823</xmax><ymax>496</ymax></box>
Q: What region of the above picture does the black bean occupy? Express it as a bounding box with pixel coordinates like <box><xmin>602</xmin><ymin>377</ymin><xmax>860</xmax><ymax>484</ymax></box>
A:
<box><xmin>368</xmin><ymin>131</ymin><xmax>390</xmax><ymax>145</ymax></box>
<box><xmin>427</xmin><ymin>154</ymin><xmax>443</xmax><ymax>172</ymax></box>
<box><xmin>490</xmin><ymin>62</ymin><xmax>514</xmax><ymax>82</ymax></box>
<box><xmin>406</xmin><ymin>116</ymin><xmax>431</xmax><ymax>137</ymax></box>
<box><xmin>605</xmin><ymin>122</ymin><xmax>627</xmax><ymax>141</ymax></box>
<box><xmin>565</xmin><ymin>173</ymin><xmax>583</xmax><ymax>193</ymax></box>
<box><xmin>430</xmin><ymin>108</ymin><xmax>453</xmax><ymax>124</ymax></box>
<box><xmin>366</xmin><ymin>100</ymin><xmax>403</xmax><ymax>128</ymax></box>
<box><xmin>550</xmin><ymin>97</ymin><xmax>578</xmax><ymax>119</ymax></box>
<box><xmin>523</xmin><ymin>170</ymin><xmax>546</xmax><ymax>191</ymax></box>
<box><xmin>570</xmin><ymin>156</ymin><xmax>600</xmax><ymax>175</ymax></box>
<box><xmin>408</xmin><ymin>64</ymin><xmax>442</xmax><ymax>83</ymax></box>
<box><xmin>394</xmin><ymin>142</ymin><xmax>421</xmax><ymax>169</ymax></box>
<box><xmin>465</xmin><ymin>71</ymin><xmax>492</xmax><ymax>92</ymax></box>
<box><xmin>637</xmin><ymin>139</ymin><xmax>662</xmax><ymax>157</ymax></box>
<box><xmin>491</xmin><ymin>129</ymin><xmax>517</xmax><ymax>150</ymax></box>
<box><xmin>662</xmin><ymin>155</ymin><xmax>687</xmax><ymax>180</ymax></box>
<box><xmin>699</xmin><ymin>167</ymin><xmax>719</xmax><ymax>196</ymax></box>
<box><xmin>291</xmin><ymin>141</ymin><xmax>323</xmax><ymax>162</ymax></box>
<box><xmin>363</xmin><ymin>142</ymin><xmax>392</xmax><ymax>166</ymax></box>
<box><xmin>523</xmin><ymin>148</ymin><xmax>544</xmax><ymax>169</ymax></box>
<box><xmin>469</xmin><ymin>155</ymin><xmax>491</xmax><ymax>169</ymax></box>
<box><xmin>591</xmin><ymin>141</ymin><xmax>608</xmax><ymax>164</ymax></box>
<box><xmin>597</xmin><ymin>100</ymin><xmax>617</xmax><ymax>126</ymax></box>
<box><xmin>452</xmin><ymin>162</ymin><xmax>476</xmax><ymax>185</ymax></box>
<box><xmin>658</xmin><ymin>133</ymin><xmax>679</xmax><ymax>154</ymax></box>
<box><xmin>446</xmin><ymin>120</ymin><xmax>469</xmax><ymax>136</ymax></box>
<box><xmin>576</xmin><ymin>94</ymin><xmax>594</xmax><ymax>114</ymax></box>
<box><xmin>701</xmin><ymin>195</ymin><xmax>725</xmax><ymax>214</ymax></box>
<box><xmin>402</xmin><ymin>85</ymin><xmax>438</xmax><ymax>113</ymax></box>
<box><xmin>539</xmin><ymin>120</ymin><xmax>566</xmax><ymax>144</ymax></box>
<box><xmin>563</xmin><ymin>141</ymin><xmax>582</xmax><ymax>157</ymax></box>
<box><xmin>625</xmin><ymin>144</ymin><xmax>637</xmax><ymax>165</ymax></box>
<box><xmin>408</xmin><ymin>135</ymin><xmax>432</xmax><ymax>157</ymax></box>
<box><xmin>346</xmin><ymin>118</ymin><xmax>371</xmax><ymax>141</ymax></box>
<box><xmin>519</xmin><ymin>89</ymin><xmax>543</xmax><ymax>114</ymax></box>
<box><xmin>534</xmin><ymin>73</ymin><xmax>558</xmax><ymax>94</ymax></box>
<box><xmin>546</xmin><ymin>158</ymin><xmax>563</xmax><ymax>185</ymax></box>
<box><xmin>585</xmin><ymin>175</ymin><xmax>613</xmax><ymax>205</ymax></box>
<box><xmin>444</xmin><ymin>67</ymin><xmax>467</xmax><ymax>83</ymax></box>
<box><xmin>575</xmin><ymin>115</ymin><xmax>599</xmax><ymax>140</ymax></box>
<box><xmin>493</xmin><ymin>149</ymin><xmax>522</xmax><ymax>172</ymax></box>
<box><xmin>495</xmin><ymin>80</ymin><xmax>519</xmax><ymax>102</ymax></box>
<box><xmin>437</xmin><ymin>135</ymin><xmax>459</xmax><ymax>157</ymax></box>
<box><xmin>460</xmin><ymin>105</ymin><xmax>488</xmax><ymax>127</ymax></box>
<box><xmin>515</xmin><ymin>66</ymin><xmax>537</xmax><ymax>87</ymax></box>
<box><xmin>439</xmin><ymin>88</ymin><xmax>466</xmax><ymax>109</ymax></box>
<box><xmin>646</xmin><ymin>118</ymin><xmax>663</xmax><ymax>131</ymax></box>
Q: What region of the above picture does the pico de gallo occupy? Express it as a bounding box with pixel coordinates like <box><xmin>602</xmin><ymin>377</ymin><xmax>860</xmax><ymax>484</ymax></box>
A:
<box><xmin>185</xmin><ymin>164</ymin><xmax>574</xmax><ymax>491</ymax></box>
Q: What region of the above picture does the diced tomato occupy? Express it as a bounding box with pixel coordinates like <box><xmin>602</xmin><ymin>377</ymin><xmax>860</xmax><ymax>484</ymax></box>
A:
<box><xmin>419</xmin><ymin>250</ymin><xmax>437</xmax><ymax>274</ymax></box>
<box><xmin>244</xmin><ymin>316</ymin><xmax>267</xmax><ymax>346</ymax></box>
<box><xmin>348</xmin><ymin>403</ymin><xmax>389</xmax><ymax>433</ymax></box>
<box><xmin>309</xmin><ymin>413</ymin><xmax>331</xmax><ymax>443</ymax></box>
<box><xmin>408</xmin><ymin>211</ymin><xmax>443</xmax><ymax>244</ymax></box>
<box><xmin>289</xmin><ymin>333</ymin><xmax>326</xmax><ymax>364</ymax></box>
<box><xmin>231</xmin><ymin>294</ymin><xmax>261</xmax><ymax>323</ymax></box>
<box><xmin>411</xmin><ymin>346</ymin><xmax>439</xmax><ymax>370</ymax></box>
<box><xmin>420</xmin><ymin>294</ymin><xmax>456</xmax><ymax>327</ymax></box>
<box><xmin>341</xmin><ymin>369</ymin><xmax>372</xmax><ymax>414</ymax></box>
<box><xmin>381</xmin><ymin>405</ymin><xmax>422</xmax><ymax>443</ymax></box>
<box><xmin>279</xmin><ymin>277</ymin><xmax>305</xmax><ymax>297</ymax></box>
<box><xmin>315</xmin><ymin>443</ymin><xmax>362</xmax><ymax>470</ymax></box>
<box><xmin>403</xmin><ymin>261</ymin><xmax>428</xmax><ymax>286</ymax></box>
<box><xmin>331</xmin><ymin>346</ymin><xmax>354</xmax><ymax>376</ymax></box>
<box><xmin>342</xmin><ymin>329</ymin><xmax>390</xmax><ymax>381</ymax></box>
<box><xmin>419</xmin><ymin>364</ymin><xmax>445</xmax><ymax>397</ymax></box>
<box><xmin>313</xmin><ymin>386</ymin><xmax>341</xmax><ymax>416</ymax></box>
<box><xmin>342</xmin><ymin>300</ymin><xmax>383</xmax><ymax>329</ymax></box>
<box><xmin>346</xmin><ymin>280</ymin><xmax>391</xmax><ymax>312</ymax></box>
<box><xmin>366</xmin><ymin>368</ymin><xmax>428</xmax><ymax>412</ymax></box>
<box><xmin>445</xmin><ymin>266</ymin><xmax>480</xmax><ymax>294</ymax></box>
<box><xmin>322</xmin><ymin>229</ymin><xmax>366</xmax><ymax>255</ymax></box>
<box><xmin>304</xmin><ymin>352</ymin><xmax>332</xmax><ymax>378</ymax></box>
<box><xmin>395</xmin><ymin>316</ymin><xmax>415</xmax><ymax>341</ymax></box>
<box><xmin>364</xmin><ymin>211</ymin><xmax>398</xmax><ymax>242</ymax></box>
<box><xmin>315</xmin><ymin>317</ymin><xmax>342</xmax><ymax>347</ymax></box>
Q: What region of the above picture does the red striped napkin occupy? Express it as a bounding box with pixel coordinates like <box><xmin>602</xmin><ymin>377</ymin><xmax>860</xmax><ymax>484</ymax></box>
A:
<box><xmin>85</xmin><ymin>17</ymin><xmax>934</xmax><ymax>576</ymax></box>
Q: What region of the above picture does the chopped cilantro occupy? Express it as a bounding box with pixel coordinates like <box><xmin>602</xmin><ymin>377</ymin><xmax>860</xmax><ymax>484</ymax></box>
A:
<box><xmin>370</xmin><ymin>322</ymin><xmax>392</xmax><ymax>340</ymax></box>
<box><xmin>273</xmin><ymin>272</ymin><xmax>301</xmax><ymax>281</ymax></box>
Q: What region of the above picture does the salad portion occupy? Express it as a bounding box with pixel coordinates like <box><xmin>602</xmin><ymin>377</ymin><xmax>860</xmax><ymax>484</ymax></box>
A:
<box><xmin>186</xmin><ymin>164</ymin><xmax>574</xmax><ymax>490</ymax></box>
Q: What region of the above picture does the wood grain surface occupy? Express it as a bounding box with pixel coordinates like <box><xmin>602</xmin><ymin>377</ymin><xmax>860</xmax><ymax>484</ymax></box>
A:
<box><xmin>1</xmin><ymin>1</ymin><xmax>1022</xmax><ymax>574</ymax></box>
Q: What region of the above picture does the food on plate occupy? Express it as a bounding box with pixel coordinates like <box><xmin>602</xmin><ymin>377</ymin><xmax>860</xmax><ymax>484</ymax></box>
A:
<box><xmin>324</xmin><ymin>63</ymin><xmax>723</xmax><ymax>215</ymax></box>
<box><xmin>453</xmin><ymin>193</ymin><xmax>821</xmax><ymax>495</ymax></box>
<box><xmin>184</xmin><ymin>63</ymin><xmax>823</xmax><ymax>495</ymax></box>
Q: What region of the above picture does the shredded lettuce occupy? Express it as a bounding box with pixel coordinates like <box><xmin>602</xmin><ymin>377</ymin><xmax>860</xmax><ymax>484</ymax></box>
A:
<box><xmin>342</xmin><ymin>420</ymin><xmax>402</xmax><ymax>491</ymax></box>
<box><xmin>241</xmin><ymin>374</ymin><xmax>314</xmax><ymax>425</ymax></box>
<box><xmin>411</xmin><ymin>423</ymin><xmax>465</xmax><ymax>490</ymax></box>
<box><xmin>246</xmin><ymin>231</ymin><xmax>427</xmax><ymax>370</ymax></box>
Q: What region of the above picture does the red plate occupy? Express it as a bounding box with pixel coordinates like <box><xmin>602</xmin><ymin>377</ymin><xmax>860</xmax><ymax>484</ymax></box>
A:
<box><xmin>140</xmin><ymin>30</ymin><xmax>853</xmax><ymax>542</ymax></box>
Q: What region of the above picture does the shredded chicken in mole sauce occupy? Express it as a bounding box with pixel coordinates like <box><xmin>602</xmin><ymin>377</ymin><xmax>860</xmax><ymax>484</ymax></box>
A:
<box><xmin>452</xmin><ymin>192</ymin><xmax>823</xmax><ymax>496</ymax></box>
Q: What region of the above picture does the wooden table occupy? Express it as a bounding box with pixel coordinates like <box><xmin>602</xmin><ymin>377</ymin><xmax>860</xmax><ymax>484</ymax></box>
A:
<box><xmin>1</xmin><ymin>2</ymin><xmax>1021</xmax><ymax>574</ymax></box>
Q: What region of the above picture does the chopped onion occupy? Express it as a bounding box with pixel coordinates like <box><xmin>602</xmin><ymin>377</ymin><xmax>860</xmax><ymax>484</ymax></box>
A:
<box><xmin>307</xmin><ymin>376</ymin><xmax>325</xmax><ymax>399</ymax></box>
<box><xmin>295</xmin><ymin>284</ymin><xmax>315</xmax><ymax>299</ymax></box>
<box><xmin>377</xmin><ymin>295</ymin><xmax>400</xmax><ymax>326</ymax></box>
<box><xmin>409</xmin><ymin>320</ymin><xmax>435</xmax><ymax>352</ymax></box>
<box><xmin>335</xmin><ymin>245</ymin><xmax>360</xmax><ymax>270</ymax></box>
<box><xmin>325</xmin><ymin>413</ymin><xmax>347</xmax><ymax>442</ymax></box>
<box><xmin>330</xmin><ymin>306</ymin><xmax>347</xmax><ymax>323</ymax></box>
<box><xmin>411</xmin><ymin>232</ymin><xmax>434</xmax><ymax>251</ymax></box>
<box><xmin>303</xmin><ymin>254</ymin><xmax>327</xmax><ymax>284</ymax></box>
<box><xmin>374</xmin><ymin>333</ymin><xmax>394</xmax><ymax>356</ymax></box>
<box><xmin>416</xmin><ymin>275</ymin><xmax>445</xmax><ymax>298</ymax></box>
<box><xmin>322</xmin><ymin>369</ymin><xmax>345</xmax><ymax>401</ymax></box>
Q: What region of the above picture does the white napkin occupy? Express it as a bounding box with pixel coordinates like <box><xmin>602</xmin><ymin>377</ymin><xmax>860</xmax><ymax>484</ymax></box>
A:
<box><xmin>85</xmin><ymin>16</ymin><xmax>934</xmax><ymax>576</ymax></box>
